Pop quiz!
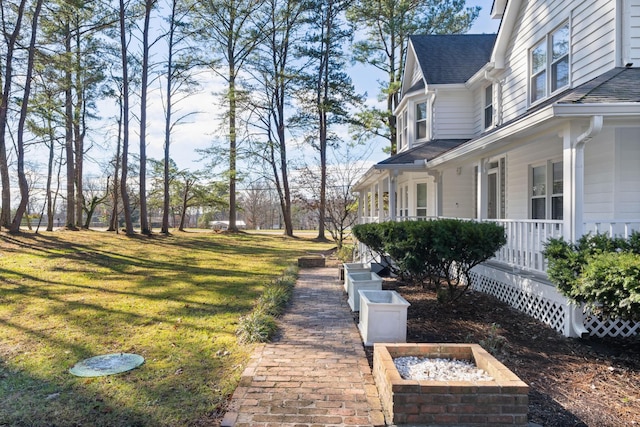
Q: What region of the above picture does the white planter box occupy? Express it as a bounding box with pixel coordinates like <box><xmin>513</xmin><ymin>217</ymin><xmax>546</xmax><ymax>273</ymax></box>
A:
<box><xmin>343</xmin><ymin>263</ymin><xmax>370</xmax><ymax>292</ymax></box>
<box><xmin>358</xmin><ymin>290</ymin><xmax>410</xmax><ymax>346</ymax></box>
<box><xmin>347</xmin><ymin>271</ymin><xmax>382</xmax><ymax>311</ymax></box>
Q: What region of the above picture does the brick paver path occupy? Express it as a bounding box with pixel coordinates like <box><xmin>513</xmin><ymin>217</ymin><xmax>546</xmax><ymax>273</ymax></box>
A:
<box><xmin>221</xmin><ymin>267</ymin><xmax>385</xmax><ymax>427</ymax></box>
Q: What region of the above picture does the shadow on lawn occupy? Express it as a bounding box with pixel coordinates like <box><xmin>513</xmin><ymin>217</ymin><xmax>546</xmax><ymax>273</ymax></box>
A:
<box><xmin>0</xmin><ymin>353</ymin><xmax>153</xmax><ymax>427</ymax></box>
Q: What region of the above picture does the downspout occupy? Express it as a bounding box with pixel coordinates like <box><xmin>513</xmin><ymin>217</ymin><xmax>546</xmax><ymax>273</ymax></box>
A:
<box><xmin>573</xmin><ymin>115</ymin><xmax>603</xmax><ymax>240</ymax></box>
<box><xmin>567</xmin><ymin>115</ymin><xmax>603</xmax><ymax>338</ymax></box>
<box><xmin>428</xmin><ymin>89</ymin><xmax>437</xmax><ymax>140</ymax></box>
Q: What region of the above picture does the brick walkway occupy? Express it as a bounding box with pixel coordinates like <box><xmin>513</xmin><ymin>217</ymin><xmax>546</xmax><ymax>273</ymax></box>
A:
<box><xmin>221</xmin><ymin>267</ymin><xmax>385</xmax><ymax>427</ymax></box>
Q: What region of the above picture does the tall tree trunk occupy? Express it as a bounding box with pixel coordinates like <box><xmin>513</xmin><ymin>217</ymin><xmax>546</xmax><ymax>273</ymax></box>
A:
<box><xmin>0</xmin><ymin>0</ymin><xmax>27</xmax><ymax>229</ymax></box>
<box><xmin>74</xmin><ymin>27</ymin><xmax>84</xmax><ymax>228</ymax></box>
<box><xmin>64</xmin><ymin>21</ymin><xmax>77</xmax><ymax>229</ymax></box>
<box><xmin>139</xmin><ymin>0</ymin><xmax>155</xmax><ymax>235</ymax></box>
<box><xmin>228</xmin><ymin>63</ymin><xmax>238</xmax><ymax>232</ymax></box>
<box><xmin>45</xmin><ymin>125</ymin><xmax>56</xmax><ymax>231</ymax></box>
<box><xmin>11</xmin><ymin>0</ymin><xmax>44</xmax><ymax>232</ymax></box>
<box><xmin>108</xmin><ymin>99</ymin><xmax>123</xmax><ymax>232</ymax></box>
<box><xmin>119</xmin><ymin>0</ymin><xmax>134</xmax><ymax>235</ymax></box>
<box><xmin>161</xmin><ymin>0</ymin><xmax>177</xmax><ymax>234</ymax></box>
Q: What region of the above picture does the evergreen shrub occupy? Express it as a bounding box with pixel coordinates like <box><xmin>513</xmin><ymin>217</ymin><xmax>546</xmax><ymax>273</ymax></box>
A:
<box><xmin>352</xmin><ymin>219</ymin><xmax>506</xmax><ymax>302</ymax></box>
<box><xmin>544</xmin><ymin>232</ymin><xmax>640</xmax><ymax>321</ymax></box>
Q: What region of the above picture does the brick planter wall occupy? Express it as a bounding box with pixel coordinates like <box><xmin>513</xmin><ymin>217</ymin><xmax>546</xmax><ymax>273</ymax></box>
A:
<box><xmin>373</xmin><ymin>343</ymin><xmax>529</xmax><ymax>426</ymax></box>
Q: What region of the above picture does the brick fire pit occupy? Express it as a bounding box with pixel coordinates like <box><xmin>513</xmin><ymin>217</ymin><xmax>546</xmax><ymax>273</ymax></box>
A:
<box><xmin>373</xmin><ymin>343</ymin><xmax>529</xmax><ymax>426</ymax></box>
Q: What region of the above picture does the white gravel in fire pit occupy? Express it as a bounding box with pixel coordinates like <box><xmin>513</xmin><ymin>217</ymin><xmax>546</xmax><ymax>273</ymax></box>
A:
<box><xmin>394</xmin><ymin>356</ymin><xmax>494</xmax><ymax>381</ymax></box>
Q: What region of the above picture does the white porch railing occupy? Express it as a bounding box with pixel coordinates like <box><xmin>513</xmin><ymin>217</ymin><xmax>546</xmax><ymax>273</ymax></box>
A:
<box><xmin>583</xmin><ymin>220</ymin><xmax>640</xmax><ymax>238</ymax></box>
<box><xmin>358</xmin><ymin>217</ymin><xmax>640</xmax><ymax>273</ymax></box>
<box><xmin>490</xmin><ymin>219</ymin><xmax>563</xmax><ymax>274</ymax></box>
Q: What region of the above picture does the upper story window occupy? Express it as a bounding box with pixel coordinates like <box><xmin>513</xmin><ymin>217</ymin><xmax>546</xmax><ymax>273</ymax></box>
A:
<box><xmin>416</xmin><ymin>102</ymin><xmax>427</xmax><ymax>140</ymax></box>
<box><xmin>397</xmin><ymin>113</ymin><xmax>404</xmax><ymax>151</ymax></box>
<box><xmin>530</xmin><ymin>22</ymin><xmax>570</xmax><ymax>104</ymax></box>
<box><xmin>402</xmin><ymin>110</ymin><xmax>408</xmax><ymax>146</ymax></box>
<box><xmin>484</xmin><ymin>84</ymin><xmax>493</xmax><ymax>129</ymax></box>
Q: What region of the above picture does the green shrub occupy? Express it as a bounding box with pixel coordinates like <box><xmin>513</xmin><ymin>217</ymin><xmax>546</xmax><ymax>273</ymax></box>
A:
<box><xmin>236</xmin><ymin>310</ymin><xmax>278</xmax><ymax>343</ymax></box>
<box><xmin>544</xmin><ymin>232</ymin><xmax>640</xmax><ymax>321</ymax></box>
<box><xmin>235</xmin><ymin>264</ymin><xmax>298</xmax><ymax>343</ymax></box>
<box><xmin>578</xmin><ymin>251</ymin><xmax>640</xmax><ymax>321</ymax></box>
<box><xmin>353</xmin><ymin>219</ymin><xmax>506</xmax><ymax>302</ymax></box>
<box><xmin>336</xmin><ymin>244</ymin><xmax>355</xmax><ymax>263</ymax></box>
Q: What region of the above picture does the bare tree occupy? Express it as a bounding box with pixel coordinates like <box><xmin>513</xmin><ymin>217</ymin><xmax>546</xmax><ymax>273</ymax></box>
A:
<box><xmin>247</xmin><ymin>0</ymin><xmax>310</xmax><ymax>237</ymax></box>
<box><xmin>118</xmin><ymin>0</ymin><xmax>134</xmax><ymax>234</ymax></box>
<box><xmin>11</xmin><ymin>0</ymin><xmax>44</xmax><ymax>232</ymax></box>
<box><xmin>194</xmin><ymin>0</ymin><xmax>265</xmax><ymax>233</ymax></box>
<box><xmin>0</xmin><ymin>0</ymin><xmax>28</xmax><ymax>229</ymax></box>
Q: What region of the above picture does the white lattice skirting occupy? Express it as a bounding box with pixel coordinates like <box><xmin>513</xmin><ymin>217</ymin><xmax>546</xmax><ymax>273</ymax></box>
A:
<box><xmin>471</xmin><ymin>264</ymin><xmax>640</xmax><ymax>338</ymax></box>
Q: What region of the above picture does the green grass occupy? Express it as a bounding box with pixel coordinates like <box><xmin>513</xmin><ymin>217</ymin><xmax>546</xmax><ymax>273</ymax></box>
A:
<box><xmin>0</xmin><ymin>230</ymin><xmax>333</xmax><ymax>426</ymax></box>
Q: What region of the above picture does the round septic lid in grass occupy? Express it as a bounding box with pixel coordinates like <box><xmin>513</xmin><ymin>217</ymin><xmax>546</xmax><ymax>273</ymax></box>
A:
<box><xmin>69</xmin><ymin>353</ymin><xmax>144</xmax><ymax>377</ymax></box>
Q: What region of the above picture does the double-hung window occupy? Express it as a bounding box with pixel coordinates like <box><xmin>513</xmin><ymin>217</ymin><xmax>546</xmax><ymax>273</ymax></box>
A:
<box><xmin>530</xmin><ymin>23</ymin><xmax>570</xmax><ymax>104</ymax></box>
<box><xmin>397</xmin><ymin>113</ymin><xmax>404</xmax><ymax>151</ymax></box>
<box><xmin>416</xmin><ymin>183</ymin><xmax>427</xmax><ymax>218</ymax></box>
<box><xmin>416</xmin><ymin>102</ymin><xmax>427</xmax><ymax>140</ymax></box>
<box><xmin>531</xmin><ymin>161</ymin><xmax>563</xmax><ymax>220</ymax></box>
<box><xmin>484</xmin><ymin>85</ymin><xmax>493</xmax><ymax>129</ymax></box>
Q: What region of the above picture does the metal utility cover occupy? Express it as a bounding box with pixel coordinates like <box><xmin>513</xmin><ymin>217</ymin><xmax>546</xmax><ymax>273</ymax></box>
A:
<box><xmin>69</xmin><ymin>353</ymin><xmax>144</xmax><ymax>377</ymax></box>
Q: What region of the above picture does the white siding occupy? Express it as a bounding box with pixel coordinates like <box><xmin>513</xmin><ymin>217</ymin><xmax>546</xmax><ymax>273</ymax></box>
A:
<box><xmin>433</xmin><ymin>89</ymin><xmax>475</xmax><ymax>139</ymax></box>
<box><xmin>504</xmin><ymin>136</ymin><xmax>563</xmax><ymax>220</ymax></box>
<box><xmin>615</xmin><ymin>128</ymin><xmax>640</xmax><ymax>218</ymax></box>
<box><xmin>572</xmin><ymin>0</ymin><xmax>617</xmax><ymax>86</ymax></box>
<box><xmin>441</xmin><ymin>167</ymin><xmax>475</xmax><ymax>218</ymax></box>
<box><xmin>472</xmin><ymin>86</ymin><xmax>485</xmax><ymax>134</ymax></box>
<box><xmin>584</xmin><ymin>129</ymin><xmax>616</xmax><ymax>220</ymax></box>
<box><xmin>628</xmin><ymin>0</ymin><xmax>640</xmax><ymax>65</ymax></box>
<box><xmin>500</xmin><ymin>0</ymin><xmax>617</xmax><ymax>123</ymax></box>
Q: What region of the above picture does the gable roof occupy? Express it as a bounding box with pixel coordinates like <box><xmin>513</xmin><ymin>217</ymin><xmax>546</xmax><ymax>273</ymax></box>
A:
<box><xmin>409</xmin><ymin>34</ymin><xmax>497</xmax><ymax>85</ymax></box>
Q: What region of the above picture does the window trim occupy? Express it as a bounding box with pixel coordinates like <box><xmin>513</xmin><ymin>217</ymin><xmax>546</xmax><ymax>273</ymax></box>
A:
<box><xmin>529</xmin><ymin>22</ymin><xmax>570</xmax><ymax>105</ymax></box>
<box><xmin>484</xmin><ymin>84</ymin><xmax>493</xmax><ymax>129</ymax></box>
<box><xmin>415</xmin><ymin>182</ymin><xmax>427</xmax><ymax>218</ymax></box>
<box><xmin>415</xmin><ymin>102</ymin><xmax>427</xmax><ymax>141</ymax></box>
<box><xmin>529</xmin><ymin>159</ymin><xmax>563</xmax><ymax>220</ymax></box>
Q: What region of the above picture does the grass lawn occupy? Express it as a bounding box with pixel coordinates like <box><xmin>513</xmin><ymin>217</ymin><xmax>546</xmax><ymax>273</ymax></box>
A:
<box><xmin>0</xmin><ymin>230</ymin><xmax>333</xmax><ymax>426</ymax></box>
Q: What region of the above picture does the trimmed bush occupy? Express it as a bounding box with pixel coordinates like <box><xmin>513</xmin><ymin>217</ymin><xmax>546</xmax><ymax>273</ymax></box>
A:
<box><xmin>544</xmin><ymin>232</ymin><xmax>640</xmax><ymax>321</ymax></box>
<box><xmin>579</xmin><ymin>252</ymin><xmax>640</xmax><ymax>321</ymax></box>
<box><xmin>353</xmin><ymin>219</ymin><xmax>506</xmax><ymax>302</ymax></box>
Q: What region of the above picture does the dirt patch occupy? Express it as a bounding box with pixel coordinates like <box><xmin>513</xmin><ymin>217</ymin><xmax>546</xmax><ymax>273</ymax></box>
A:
<box><xmin>360</xmin><ymin>278</ymin><xmax>640</xmax><ymax>427</ymax></box>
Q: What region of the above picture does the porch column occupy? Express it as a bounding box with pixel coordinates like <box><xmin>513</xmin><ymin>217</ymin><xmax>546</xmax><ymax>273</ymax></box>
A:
<box><xmin>377</xmin><ymin>179</ymin><xmax>384</xmax><ymax>222</ymax></box>
<box><xmin>357</xmin><ymin>191</ymin><xmax>364</xmax><ymax>224</ymax></box>
<box><xmin>428</xmin><ymin>170</ymin><xmax>442</xmax><ymax>217</ymax></box>
<box><xmin>389</xmin><ymin>170</ymin><xmax>398</xmax><ymax>221</ymax></box>
<box><xmin>477</xmin><ymin>159</ymin><xmax>488</xmax><ymax>220</ymax></box>
<box><xmin>369</xmin><ymin>183</ymin><xmax>376</xmax><ymax>220</ymax></box>
<box><xmin>564</xmin><ymin>117</ymin><xmax>603</xmax><ymax>241</ymax></box>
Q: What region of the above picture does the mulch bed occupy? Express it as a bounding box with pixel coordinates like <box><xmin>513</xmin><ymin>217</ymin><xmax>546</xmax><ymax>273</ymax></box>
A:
<box><xmin>359</xmin><ymin>278</ymin><xmax>640</xmax><ymax>427</ymax></box>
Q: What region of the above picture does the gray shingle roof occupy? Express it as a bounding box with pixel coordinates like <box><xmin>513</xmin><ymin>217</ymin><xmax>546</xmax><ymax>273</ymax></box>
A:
<box><xmin>558</xmin><ymin>67</ymin><xmax>640</xmax><ymax>104</ymax></box>
<box><xmin>378</xmin><ymin>139</ymin><xmax>470</xmax><ymax>166</ymax></box>
<box><xmin>409</xmin><ymin>34</ymin><xmax>497</xmax><ymax>85</ymax></box>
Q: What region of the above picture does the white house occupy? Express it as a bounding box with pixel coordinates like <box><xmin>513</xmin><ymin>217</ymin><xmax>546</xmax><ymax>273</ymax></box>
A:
<box><xmin>354</xmin><ymin>0</ymin><xmax>640</xmax><ymax>338</ymax></box>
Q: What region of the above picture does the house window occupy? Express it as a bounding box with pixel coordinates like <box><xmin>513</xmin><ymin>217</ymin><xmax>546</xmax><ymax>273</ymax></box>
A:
<box><xmin>397</xmin><ymin>113</ymin><xmax>403</xmax><ymax>151</ymax></box>
<box><xmin>530</xmin><ymin>22</ymin><xmax>570</xmax><ymax>103</ymax></box>
<box><xmin>402</xmin><ymin>111</ymin><xmax>408</xmax><ymax>147</ymax></box>
<box><xmin>530</xmin><ymin>161</ymin><xmax>563</xmax><ymax>220</ymax></box>
<box><xmin>484</xmin><ymin>85</ymin><xmax>493</xmax><ymax>129</ymax></box>
<box><xmin>416</xmin><ymin>102</ymin><xmax>427</xmax><ymax>140</ymax></box>
<box><xmin>416</xmin><ymin>183</ymin><xmax>427</xmax><ymax>217</ymax></box>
